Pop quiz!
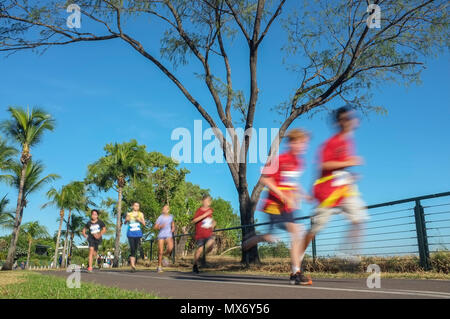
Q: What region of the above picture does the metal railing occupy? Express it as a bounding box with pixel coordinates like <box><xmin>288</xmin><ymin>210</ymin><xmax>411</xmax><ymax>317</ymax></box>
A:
<box><xmin>144</xmin><ymin>191</ymin><xmax>450</xmax><ymax>270</ymax></box>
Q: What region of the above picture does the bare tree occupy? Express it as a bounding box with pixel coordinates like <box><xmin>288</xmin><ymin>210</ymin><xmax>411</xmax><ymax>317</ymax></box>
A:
<box><xmin>1</xmin><ymin>0</ymin><xmax>448</xmax><ymax>263</ymax></box>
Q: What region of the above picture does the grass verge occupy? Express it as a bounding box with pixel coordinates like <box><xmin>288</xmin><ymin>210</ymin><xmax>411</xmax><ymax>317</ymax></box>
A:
<box><xmin>0</xmin><ymin>271</ymin><xmax>160</xmax><ymax>299</ymax></box>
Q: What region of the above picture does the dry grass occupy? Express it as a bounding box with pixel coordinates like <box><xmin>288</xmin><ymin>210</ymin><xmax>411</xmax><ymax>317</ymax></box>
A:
<box><xmin>0</xmin><ymin>271</ymin><xmax>27</xmax><ymax>287</ymax></box>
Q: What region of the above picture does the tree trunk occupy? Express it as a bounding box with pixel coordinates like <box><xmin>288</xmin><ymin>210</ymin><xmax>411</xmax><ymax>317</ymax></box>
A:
<box><xmin>175</xmin><ymin>226</ymin><xmax>188</xmax><ymax>257</ymax></box>
<box><xmin>53</xmin><ymin>209</ymin><xmax>64</xmax><ymax>268</ymax></box>
<box><xmin>61</xmin><ymin>209</ymin><xmax>72</xmax><ymax>268</ymax></box>
<box><xmin>69</xmin><ymin>232</ymin><xmax>75</xmax><ymax>262</ymax></box>
<box><xmin>26</xmin><ymin>239</ymin><xmax>32</xmax><ymax>269</ymax></box>
<box><xmin>113</xmin><ymin>186</ymin><xmax>123</xmax><ymax>268</ymax></box>
<box><xmin>2</xmin><ymin>161</ymin><xmax>27</xmax><ymax>271</ymax></box>
<box><xmin>239</xmin><ymin>189</ymin><xmax>260</xmax><ymax>265</ymax></box>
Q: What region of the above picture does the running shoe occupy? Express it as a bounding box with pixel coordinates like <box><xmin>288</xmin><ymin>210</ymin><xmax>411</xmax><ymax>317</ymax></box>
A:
<box><xmin>162</xmin><ymin>257</ymin><xmax>169</xmax><ymax>267</ymax></box>
<box><xmin>87</xmin><ymin>267</ymin><xmax>93</xmax><ymax>273</ymax></box>
<box><xmin>193</xmin><ymin>264</ymin><xmax>199</xmax><ymax>274</ymax></box>
<box><xmin>290</xmin><ymin>271</ymin><xmax>312</xmax><ymax>286</ymax></box>
<box><xmin>156</xmin><ymin>267</ymin><xmax>163</xmax><ymax>273</ymax></box>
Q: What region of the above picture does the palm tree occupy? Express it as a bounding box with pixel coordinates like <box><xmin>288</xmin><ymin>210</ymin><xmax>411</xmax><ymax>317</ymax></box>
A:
<box><xmin>0</xmin><ymin>195</ymin><xmax>14</xmax><ymax>230</ymax></box>
<box><xmin>21</xmin><ymin>221</ymin><xmax>49</xmax><ymax>269</ymax></box>
<box><xmin>0</xmin><ymin>137</ymin><xmax>17</xmax><ymax>171</ymax></box>
<box><xmin>60</xmin><ymin>181</ymin><xmax>88</xmax><ymax>268</ymax></box>
<box><xmin>42</xmin><ymin>185</ymin><xmax>73</xmax><ymax>268</ymax></box>
<box><xmin>86</xmin><ymin>140</ymin><xmax>147</xmax><ymax>267</ymax></box>
<box><xmin>0</xmin><ymin>106</ymin><xmax>55</xmax><ymax>270</ymax></box>
<box><xmin>0</xmin><ymin>160</ymin><xmax>59</xmax><ymax>269</ymax></box>
<box><xmin>67</xmin><ymin>215</ymin><xmax>87</xmax><ymax>262</ymax></box>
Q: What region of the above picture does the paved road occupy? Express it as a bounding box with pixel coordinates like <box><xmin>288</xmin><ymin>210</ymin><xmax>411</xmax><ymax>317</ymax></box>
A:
<box><xmin>42</xmin><ymin>270</ymin><xmax>450</xmax><ymax>299</ymax></box>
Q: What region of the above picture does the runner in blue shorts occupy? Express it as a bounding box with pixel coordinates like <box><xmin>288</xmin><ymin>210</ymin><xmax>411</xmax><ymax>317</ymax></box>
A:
<box><xmin>154</xmin><ymin>204</ymin><xmax>175</xmax><ymax>273</ymax></box>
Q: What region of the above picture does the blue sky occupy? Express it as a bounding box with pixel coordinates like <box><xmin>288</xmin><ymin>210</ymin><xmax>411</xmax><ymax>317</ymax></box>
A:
<box><xmin>0</xmin><ymin>10</ymin><xmax>449</xmax><ymax>253</ymax></box>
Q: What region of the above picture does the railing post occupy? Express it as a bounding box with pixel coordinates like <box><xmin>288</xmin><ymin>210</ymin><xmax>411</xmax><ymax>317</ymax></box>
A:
<box><xmin>310</xmin><ymin>217</ymin><xmax>317</xmax><ymax>264</ymax></box>
<box><xmin>172</xmin><ymin>233</ymin><xmax>176</xmax><ymax>264</ymax></box>
<box><xmin>150</xmin><ymin>239</ymin><xmax>153</xmax><ymax>261</ymax></box>
<box><xmin>414</xmin><ymin>200</ymin><xmax>431</xmax><ymax>270</ymax></box>
<box><xmin>312</xmin><ymin>237</ymin><xmax>317</xmax><ymax>264</ymax></box>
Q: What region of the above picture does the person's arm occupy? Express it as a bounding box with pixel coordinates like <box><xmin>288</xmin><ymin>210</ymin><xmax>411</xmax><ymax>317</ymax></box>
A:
<box><xmin>171</xmin><ymin>221</ymin><xmax>175</xmax><ymax>234</ymax></box>
<box><xmin>82</xmin><ymin>227</ymin><xmax>88</xmax><ymax>239</ymax></box>
<box><xmin>124</xmin><ymin>213</ymin><xmax>130</xmax><ymax>224</ymax></box>
<box><xmin>100</xmin><ymin>224</ymin><xmax>106</xmax><ymax>237</ymax></box>
<box><xmin>321</xmin><ymin>140</ymin><xmax>363</xmax><ymax>171</ymax></box>
<box><xmin>154</xmin><ymin>217</ymin><xmax>161</xmax><ymax>230</ymax></box>
<box><xmin>321</xmin><ymin>157</ymin><xmax>362</xmax><ymax>171</ymax></box>
<box><xmin>296</xmin><ymin>184</ymin><xmax>314</xmax><ymax>202</ymax></box>
<box><xmin>139</xmin><ymin>214</ymin><xmax>146</xmax><ymax>227</ymax></box>
<box><xmin>192</xmin><ymin>211</ymin><xmax>211</xmax><ymax>224</ymax></box>
<box><xmin>260</xmin><ymin>175</ymin><xmax>293</xmax><ymax>206</ymax></box>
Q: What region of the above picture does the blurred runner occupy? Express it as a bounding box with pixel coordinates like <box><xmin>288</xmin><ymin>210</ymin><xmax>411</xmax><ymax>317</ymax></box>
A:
<box><xmin>299</xmin><ymin>106</ymin><xmax>369</xmax><ymax>283</ymax></box>
<box><xmin>242</xmin><ymin>129</ymin><xmax>312</xmax><ymax>285</ymax></box>
<box><xmin>192</xmin><ymin>195</ymin><xmax>216</xmax><ymax>274</ymax></box>
<box><xmin>154</xmin><ymin>204</ymin><xmax>175</xmax><ymax>273</ymax></box>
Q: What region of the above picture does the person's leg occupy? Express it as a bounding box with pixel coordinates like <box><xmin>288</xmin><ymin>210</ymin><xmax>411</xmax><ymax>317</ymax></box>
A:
<box><xmin>285</xmin><ymin>222</ymin><xmax>302</xmax><ymax>274</ymax></box>
<box><xmin>192</xmin><ymin>241</ymin><xmax>203</xmax><ymax>273</ymax></box>
<box><xmin>299</xmin><ymin>207</ymin><xmax>334</xmax><ymax>265</ymax></box>
<box><xmin>88</xmin><ymin>247</ymin><xmax>95</xmax><ymax>269</ymax></box>
<box><xmin>205</xmin><ymin>237</ymin><xmax>215</xmax><ymax>254</ymax></box>
<box><xmin>92</xmin><ymin>251</ymin><xmax>98</xmax><ymax>268</ymax></box>
<box><xmin>242</xmin><ymin>214</ymin><xmax>279</xmax><ymax>251</ymax></box>
<box><xmin>158</xmin><ymin>239</ymin><xmax>164</xmax><ymax>267</ymax></box>
<box><xmin>242</xmin><ymin>234</ymin><xmax>275</xmax><ymax>251</ymax></box>
<box><xmin>340</xmin><ymin>194</ymin><xmax>368</xmax><ymax>257</ymax></box>
<box><xmin>285</xmin><ymin>221</ymin><xmax>311</xmax><ymax>285</ymax></box>
<box><xmin>299</xmin><ymin>232</ymin><xmax>315</xmax><ymax>262</ymax></box>
<box><xmin>193</xmin><ymin>240</ymin><xmax>204</xmax><ymax>266</ymax></box>
<box><xmin>129</xmin><ymin>237</ymin><xmax>137</xmax><ymax>269</ymax></box>
<box><xmin>165</xmin><ymin>238</ymin><xmax>174</xmax><ymax>256</ymax></box>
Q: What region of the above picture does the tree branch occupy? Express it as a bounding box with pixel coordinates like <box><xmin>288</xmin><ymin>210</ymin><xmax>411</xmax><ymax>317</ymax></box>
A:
<box><xmin>256</xmin><ymin>0</ymin><xmax>286</xmax><ymax>47</ymax></box>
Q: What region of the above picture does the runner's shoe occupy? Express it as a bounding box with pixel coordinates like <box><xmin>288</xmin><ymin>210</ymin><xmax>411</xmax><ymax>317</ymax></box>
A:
<box><xmin>193</xmin><ymin>264</ymin><xmax>199</xmax><ymax>274</ymax></box>
<box><xmin>87</xmin><ymin>267</ymin><xmax>93</xmax><ymax>273</ymax></box>
<box><xmin>290</xmin><ymin>271</ymin><xmax>312</xmax><ymax>286</ymax></box>
<box><xmin>156</xmin><ymin>267</ymin><xmax>163</xmax><ymax>273</ymax></box>
<box><xmin>162</xmin><ymin>257</ymin><xmax>169</xmax><ymax>267</ymax></box>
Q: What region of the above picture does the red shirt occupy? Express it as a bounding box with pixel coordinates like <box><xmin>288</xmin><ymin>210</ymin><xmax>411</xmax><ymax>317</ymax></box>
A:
<box><xmin>314</xmin><ymin>133</ymin><xmax>355</xmax><ymax>207</ymax></box>
<box><xmin>320</xmin><ymin>133</ymin><xmax>355</xmax><ymax>178</ymax></box>
<box><xmin>261</xmin><ymin>151</ymin><xmax>303</xmax><ymax>214</ymax></box>
<box><xmin>193</xmin><ymin>207</ymin><xmax>214</xmax><ymax>240</ymax></box>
